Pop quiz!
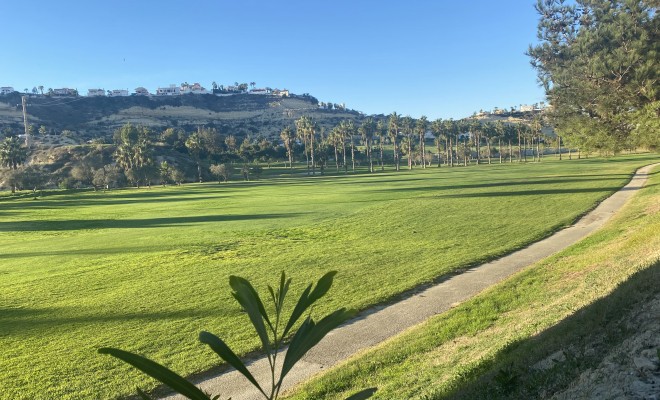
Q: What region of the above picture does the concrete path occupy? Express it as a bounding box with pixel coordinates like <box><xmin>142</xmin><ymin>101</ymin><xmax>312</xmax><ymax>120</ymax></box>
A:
<box><xmin>166</xmin><ymin>163</ymin><xmax>658</xmax><ymax>400</ymax></box>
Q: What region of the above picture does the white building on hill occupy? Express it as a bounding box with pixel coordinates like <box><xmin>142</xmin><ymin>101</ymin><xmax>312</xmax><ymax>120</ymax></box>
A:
<box><xmin>108</xmin><ymin>89</ymin><xmax>130</xmax><ymax>97</ymax></box>
<box><xmin>157</xmin><ymin>84</ymin><xmax>181</xmax><ymax>96</ymax></box>
<box><xmin>0</xmin><ymin>87</ymin><xmax>15</xmax><ymax>95</ymax></box>
<box><xmin>134</xmin><ymin>87</ymin><xmax>150</xmax><ymax>96</ymax></box>
<box><xmin>181</xmin><ymin>83</ymin><xmax>209</xmax><ymax>95</ymax></box>
<box><xmin>53</xmin><ymin>88</ymin><xmax>77</xmax><ymax>96</ymax></box>
<box><xmin>87</xmin><ymin>89</ymin><xmax>106</xmax><ymax>97</ymax></box>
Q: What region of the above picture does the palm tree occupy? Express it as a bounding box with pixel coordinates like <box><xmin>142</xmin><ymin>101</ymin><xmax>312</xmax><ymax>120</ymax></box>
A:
<box><xmin>415</xmin><ymin>116</ymin><xmax>428</xmax><ymax>168</ymax></box>
<box><xmin>388</xmin><ymin>112</ymin><xmax>401</xmax><ymax>171</ymax></box>
<box><xmin>345</xmin><ymin>120</ymin><xmax>357</xmax><ymax>172</ymax></box>
<box><xmin>431</xmin><ymin>118</ymin><xmax>444</xmax><ymax>167</ymax></box>
<box><xmin>401</xmin><ymin>116</ymin><xmax>414</xmax><ymax>169</ymax></box>
<box><xmin>444</xmin><ymin>119</ymin><xmax>456</xmax><ymax>167</ymax></box>
<box><xmin>482</xmin><ymin>122</ymin><xmax>495</xmax><ymax>164</ymax></box>
<box><xmin>376</xmin><ymin>120</ymin><xmax>386</xmax><ymax>171</ymax></box>
<box><xmin>470</xmin><ymin>120</ymin><xmax>481</xmax><ymax>165</ymax></box>
<box><xmin>530</xmin><ymin>115</ymin><xmax>543</xmax><ymax>162</ymax></box>
<box><xmin>295</xmin><ymin>116</ymin><xmax>316</xmax><ymax>175</ymax></box>
<box><xmin>38</xmin><ymin>85</ymin><xmax>44</xmax><ymax>95</ymax></box>
<box><xmin>0</xmin><ymin>137</ymin><xmax>28</xmax><ymax>170</ymax></box>
<box><xmin>359</xmin><ymin>118</ymin><xmax>376</xmax><ymax>173</ymax></box>
<box><xmin>494</xmin><ymin>121</ymin><xmax>506</xmax><ymax>163</ymax></box>
<box><xmin>329</xmin><ymin>126</ymin><xmax>341</xmax><ymax>172</ymax></box>
<box><xmin>280</xmin><ymin>127</ymin><xmax>295</xmax><ymax>169</ymax></box>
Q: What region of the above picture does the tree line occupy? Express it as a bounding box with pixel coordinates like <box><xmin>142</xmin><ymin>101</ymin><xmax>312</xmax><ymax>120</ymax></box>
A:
<box><xmin>1</xmin><ymin>111</ymin><xmax>572</xmax><ymax>193</ymax></box>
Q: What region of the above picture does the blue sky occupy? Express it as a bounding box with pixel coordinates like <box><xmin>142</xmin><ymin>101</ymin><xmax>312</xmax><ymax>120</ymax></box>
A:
<box><xmin>0</xmin><ymin>1</ymin><xmax>545</xmax><ymax>120</ymax></box>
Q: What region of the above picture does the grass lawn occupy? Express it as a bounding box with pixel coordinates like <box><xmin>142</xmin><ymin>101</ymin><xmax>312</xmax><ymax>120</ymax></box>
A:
<box><xmin>285</xmin><ymin>162</ymin><xmax>660</xmax><ymax>400</ymax></box>
<box><xmin>0</xmin><ymin>154</ymin><xmax>657</xmax><ymax>399</ymax></box>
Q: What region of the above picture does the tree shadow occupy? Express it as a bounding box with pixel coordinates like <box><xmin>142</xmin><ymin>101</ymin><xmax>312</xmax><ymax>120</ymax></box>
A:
<box><xmin>443</xmin><ymin>260</ymin><xmax>660</xmax><ymax>399</ymax></box>
<box><xmin>368</xmin><ymin>176</ymin><xmax>631</xmax><ymax>195</ymax></box>
<box><xmin>0</xmin><ymin>213</ymin><xmax>301</xmax><ymax>232</ymax></box>
<box><xmin>0</xmin><ymin>245</ymin><xmax>161</xmax><ymax>259</ymax></box>
<box><xmin>0</xmin><ymin>194</ymin><xmax>225</xmax><ymax>211</ymax></box>
<box><xmin>0</xmin><ymin>306</ymin><xmax>228</xmax><ymax>337</ymax></box>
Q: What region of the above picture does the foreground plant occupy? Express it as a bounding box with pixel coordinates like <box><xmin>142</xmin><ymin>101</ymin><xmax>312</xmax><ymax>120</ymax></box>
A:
<box><xmin>99</xmin><ymin>271</ymin><xmax>375</xmax><ymax>400</ymax></box>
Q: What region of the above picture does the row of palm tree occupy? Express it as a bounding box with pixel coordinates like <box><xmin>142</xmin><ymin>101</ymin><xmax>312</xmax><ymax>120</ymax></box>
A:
<box><xmin>283</xmin><ymin>113</ymin><xmax>552</xmax><ymax>175</ymax></box>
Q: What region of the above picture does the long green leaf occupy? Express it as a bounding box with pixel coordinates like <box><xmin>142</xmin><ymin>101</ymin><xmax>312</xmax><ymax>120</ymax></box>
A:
<box><xmin>230</xmin><ymin>277</ymin><xmax>272</xmax><ymax>354</ymax></box>
<box><xmin>282</xmin><ymin>271</ymin><xmax>337</xmax><ymax>338</ymax></box>
<box><xmin>307</xmin><ymin>271</ymin><xmax>337</xmax><ymax>305</ymax></box>
<box><xmin>280</xmin><ymin>308</ymin><xmax>353</xmax><ymax>382</ymax></box>
<box><xmin>198</xmin><ymin>331</ymin><xmax>265</xmax><ymax>396</ymax></box>
<box><xmin>229</xmin><ymin>276</ymin><xmax>273</xmax><ymax>331</ymax></box>
<box><xmin>98</xmin><ymin>348</ymin><xmax>210</xmax><ymax>400</ymax></box>
<box><xmin>282</xmin><ymin>284</ymin><xmax>313</xmax><ymax>338</ymax></box>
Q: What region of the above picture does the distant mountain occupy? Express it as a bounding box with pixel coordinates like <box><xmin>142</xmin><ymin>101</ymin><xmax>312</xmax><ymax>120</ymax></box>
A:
<box><xmin>0</xmin><ymin>92</ymin><xmax>363</xmax><ymax>142</ymax></box>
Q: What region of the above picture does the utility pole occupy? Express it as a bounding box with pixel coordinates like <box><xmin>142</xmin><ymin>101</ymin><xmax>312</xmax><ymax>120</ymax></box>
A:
<box><xmin>21</xmin><ymin>95</ymin><xmax>30</xmax><ymax>147</ymax></box>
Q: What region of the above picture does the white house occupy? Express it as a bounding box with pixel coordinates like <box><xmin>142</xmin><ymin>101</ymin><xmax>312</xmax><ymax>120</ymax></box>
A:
<box><xmin>249</xmin><ymin>88</ymin><xmax>269</xmax><ymax>95</ymax></box>
<box><xmin>519</xmin><ymin>104</ymin><xmax>534</xmax><ymax>112</ymax></box>
<box><xmin>156</xmin><ymin>84</ymin><xmax>181</xmax><ymax>96</ymax></box>
<box><xmin>108</xmin><ymin>89</ymin><xmax>129</xmax><ymax>97</ymax></box>
<box><xmin>0</xmin><ymin>87</ymin><xmax>15</xmax><ymax>95</ymax></box>
<box><xmin>53</xmin><ymin>88</ymin><xmax>77</xmax><ymax>96</ymax></box>
<box><xmin>134</xmin><ymin>87</ymin><xmax>150</xmax><ymax>96</ymax></box>
<box><xmin>181</xmin><ymin>83</ymin><xmax>209</xmax><ymax>95</ymax></box>
<box><xmin>272</xmin><ymin>89</ymin><xmax>289</xmax><ymax>97</ymax></box>
<box><xmin>87</xmin><ymin>89</ymin><xmax>106</xmax><ymax>97</ymax></box>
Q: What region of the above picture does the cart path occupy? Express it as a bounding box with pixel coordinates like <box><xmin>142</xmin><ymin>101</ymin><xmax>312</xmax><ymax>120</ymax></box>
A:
<box><xmin>165</xmin><ymin>163</ymin><xmax>659</xmax><ymax>400</ymax></box>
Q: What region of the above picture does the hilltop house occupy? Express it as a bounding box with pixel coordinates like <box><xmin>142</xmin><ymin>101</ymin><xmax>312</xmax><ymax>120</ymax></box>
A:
<box><xmin>248</xmin><ymin>88</ymin><xmax>270</xmax><ymax>95</ymax></box>
<box><xmin>134</xmin><ymin>87</ymin><xmax>150</xmax><ymax>96</ymax></box>
<box><xmin>272</xmin><ymin>89</ymin><xmax>289</xmax><ymax>97</ymax></box>
<box><xmin>0</xmin><ymin>87</ymin><xmax>15</xmax><ymax>95</ymax></box>
<box><xmin>87</xmin><ymin>89</ymin><xmax>105</xmax><ymax>97</ymax></box>
<box><xmin>156</xmin><ymin>84</ymin><xmax>181</xmax><ymax>96</ymax></box>
<box><xmin>53</xmin><ymin>88</ymin><xmax>77</xmax><ymax>96</ymax></box>
<box><xmin>108</xmin><ymin>89</ymin><xmax>129</xmax><ymax>97</ymax></box>
<box><xmin>181</xmin><ymin>83</ymin><xmax>209</xmax><ymax>95</ymax></box>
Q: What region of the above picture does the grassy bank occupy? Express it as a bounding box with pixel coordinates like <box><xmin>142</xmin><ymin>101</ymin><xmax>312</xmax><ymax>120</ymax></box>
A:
<box><xmin>285</xmin><ymin>163</ymin><xmax>660</xmax><ymax>399</ymax></box>
<box><xmin>0</xmin><ymin>155</ymin><xmax>656</xmax><ymax>398</ymax></box>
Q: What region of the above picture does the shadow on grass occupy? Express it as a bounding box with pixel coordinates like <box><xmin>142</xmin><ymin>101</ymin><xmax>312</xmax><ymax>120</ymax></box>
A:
<box><xmin>0</xmin><ymin>245</ymin><xmax>162</xmax><ymax>259</ymax></box>
<box><xmin>0</xmin><ymin>306</ymin><xmax>226</xmax><ymax>337</ymax></box>
<box><xmin>0</xmin><ymin>194</ymin><xmax>225</xmax><ymax>211</ymax></box>
<box><xmin>369</xmin><ymin>176</ymin><xmax>631</xmax><ymax>195</ymax></box>
<box><xmin>439</xmin><ymin>260</ymin><xmax>660</xmax><ymax>400</ymax></box>
<box><xmin>0</xmin><ymin>212</ymin><xmax>301</xmax><ymax>232</ymax></box>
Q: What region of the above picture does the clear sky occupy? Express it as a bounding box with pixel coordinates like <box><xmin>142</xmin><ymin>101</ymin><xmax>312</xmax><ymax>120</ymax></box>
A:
<box><xmin>0</xmin><ymin>0</ymin><xmax>546</xmax><ymax>120</ymax></box>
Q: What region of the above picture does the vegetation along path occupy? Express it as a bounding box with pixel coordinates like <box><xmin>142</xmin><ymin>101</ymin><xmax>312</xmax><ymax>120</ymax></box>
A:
<box><xmin>169</xmin><ymin>162</ymin><xmax>659</xmax><ymax>400</ymax></box>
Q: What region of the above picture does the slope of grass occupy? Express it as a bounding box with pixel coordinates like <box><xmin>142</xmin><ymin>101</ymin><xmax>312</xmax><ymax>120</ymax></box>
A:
<box><xmin>0</xmin><ymin>155</ymin><xmax>656</xmax><ymax>399</ymax></box>
<box><xmin>285</xmin><ymin>163</ymin><xmax>660</xmax><ymax>400</ymax></box>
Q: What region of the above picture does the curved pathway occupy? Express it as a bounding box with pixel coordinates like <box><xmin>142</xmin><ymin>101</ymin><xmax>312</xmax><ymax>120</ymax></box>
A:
<box><xmin>166</xmin><ymin>163</ymin><xmax>659</xmax><ymax>400</ymax></box>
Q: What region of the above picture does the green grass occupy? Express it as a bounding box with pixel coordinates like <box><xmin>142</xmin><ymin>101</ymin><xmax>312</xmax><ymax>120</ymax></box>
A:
<box><xmin>285</xmin><ymin>162</ymin><xmax>660</xmax><ymax>400</ymax></box>
<box><xmin>0</xmin><ymin>154</ymin><xmax>657</xmax><ymax>399</ymax></box>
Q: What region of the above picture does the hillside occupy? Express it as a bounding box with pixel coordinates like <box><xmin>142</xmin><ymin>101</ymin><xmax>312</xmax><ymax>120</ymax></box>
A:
<box><xmin>0</xmin><ymin>92</ymin><xmax>362</xmax><ymax>142</ymax></box>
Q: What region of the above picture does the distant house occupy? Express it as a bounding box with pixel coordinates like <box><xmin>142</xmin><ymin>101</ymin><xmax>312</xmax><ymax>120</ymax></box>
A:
<box><xmin>156</xmin><ymin>84</ymin><xmax>181</xmax><ymax>96</ymax></box>
<box><xmin>519</xmin><ymin>104</ymin><xmax>534</xmax><ymax>112</ymax></box>
<box><xmin>108</xmin><ymin>89</ymin><xmax>129</xmax><ymax>97</ymax></box>
<box><xmin>181</xmin><ymin>83</ymin><xmax>209</xmax><ymax>95</ymax></box>
<box><xmin>134</xmin><ymin>87</ymin><xmax>150</xmax><ymax>96</ymax></box>
<box><xmin>272</xmin><ymin>89</ymin><xmax>289</xmax><ymax>97</ymax></box>
<box><xmin>53</xmin><ymin>88</ymin><xmax>77</xmax><ymax>96</ymax></box>
<box><xmin>248</xmin><ymin>88</ymin><xmax>269</xmax><ymax>95</ymax></box>
<box><xmin>87</xmin><ymin>89</ymin><xmax>106</xmax><ymax>97</ymax></box>
<box><xmin>0</xmin><ymin>87</ymin><xmax>15</xmax><ymax>95</ymax></box>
